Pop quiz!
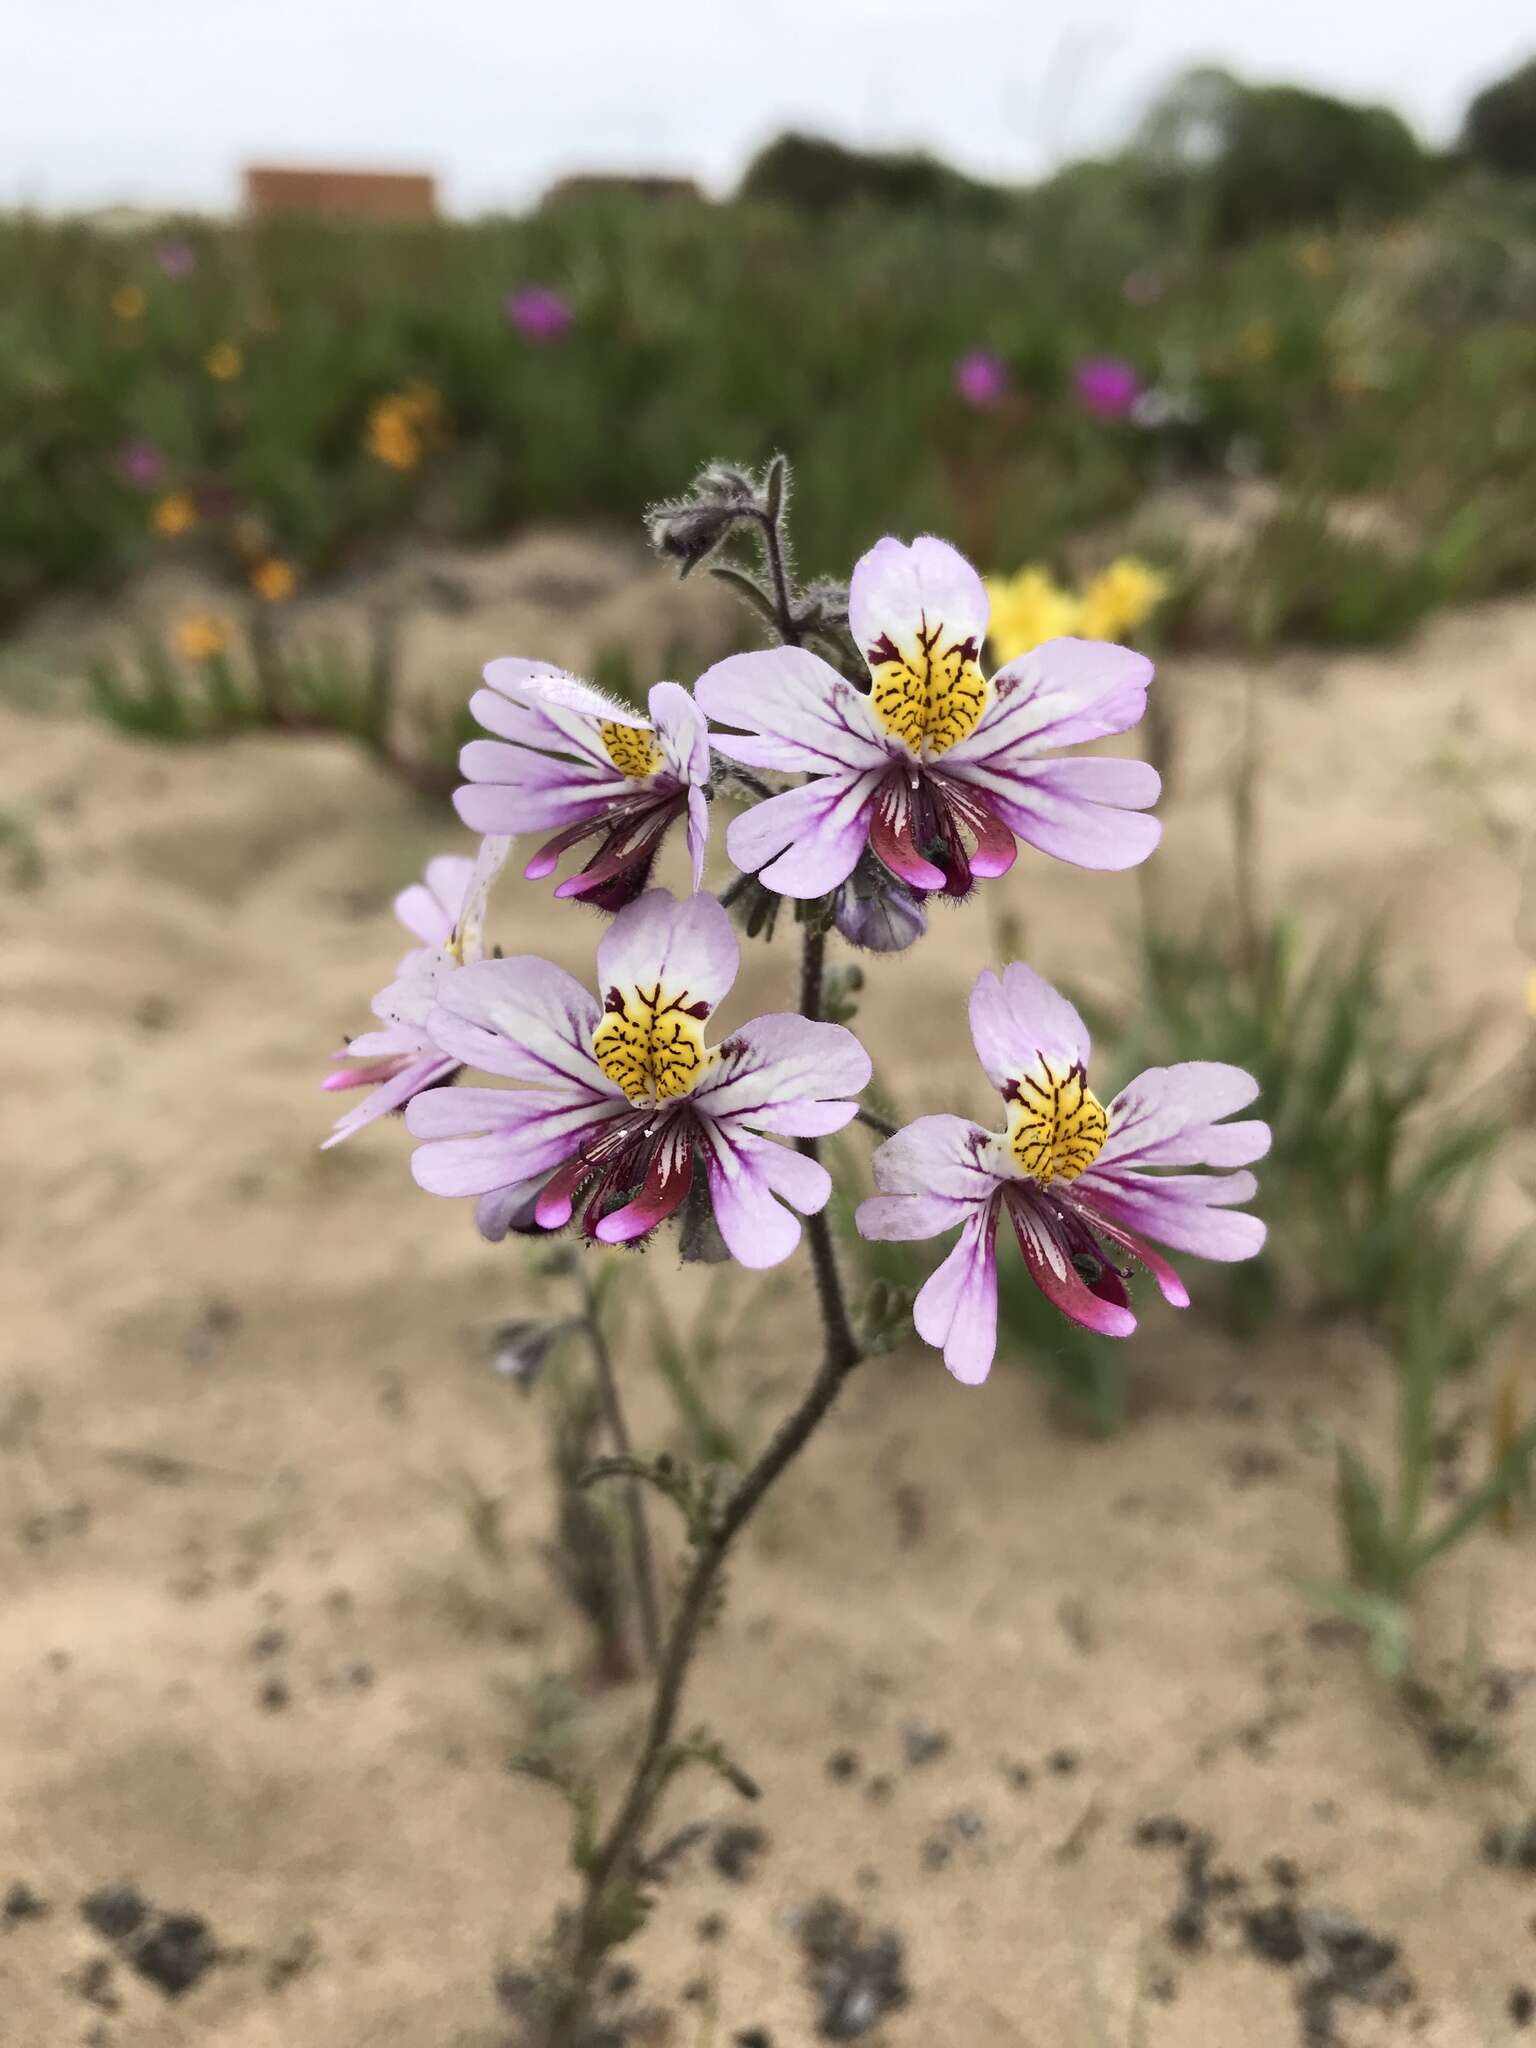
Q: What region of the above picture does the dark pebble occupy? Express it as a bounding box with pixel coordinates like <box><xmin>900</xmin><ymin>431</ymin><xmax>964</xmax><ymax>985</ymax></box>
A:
<box><xmin>3</xmin><ymin>1881</ymin><xmax>49</xmax><ymax>1925</ymax></box>
<box><xmin>1048</xmin><ymin>1748</ymin><xmax>1079</xmax><ymax>1775</ymax></box>
<box><xmin>920</xmin><ymin>1836</ymin><xmax>951</xmax><ymax>1872</ymax></box>
<box><xmin>1134</xmin><ymin>1815</ymin><xmax>1190</xmax><ymax>1849</ymax></box>
<box><xmin>1264</xmin><ymin>1855</ymin><xmax>1301</xmax><ymax>1891</ymax></box>
<box><xmin>1511</xmin><ymin>1986</ymin><xmax>1535</xmax><ymax>2027</ymax></box>
<box><xmin>604</xmin><ymin>1962</ymin><xmax>638</xmax><ymax>1997</ymax></box>
<box><xmin>1148</xmin><ymin>1970</ymin><xmax>1178</xmax><ymax>2004</ymax></box>
<box><xmin>75</xmin><ymin>1956</ymin><xmax>119</xmax><ymax>2012</ymax></box>
<box><xmin>681</xmin><ymin>1976</ymin><xmax>709</xmax><ymax>2004</ymax></box>
<box><xmin>250</xmin><ymin>1628</ymin><xmax>287</xmax><ymax>1660</ymax></box>
<box><xmin>826</xmin><ymin>1748</ymin><xmax>860</xmax><ymax>1783</ymax></box>
<box><xmin>711</xmin><ymin>1823</ymin><xmax>767</xmax><ymax>1884</ymax></box>
<box><xmin>1167</xmin><ymin>1902</ymin><xmax>1206</xmax><ymax>1952</ymax></box>
<box><xmin>735</xmin><ymin>2032</ymin><xmax>773</xmax><ymax>2048</ymax></box>
<box><xmin>1244</xmin><ymin>1902</ymin><xmax>1306</xmax><ymax>1968</ymax></box>
<box><xmin>259</xmin><ymin>1678</ymin><xmax>290</xmax><ymax>1714</ymax></box>
<box><xmin>129</xmin><ymin>1912</ymin><xmax>219</xmax><ymax>1997</ymax></box>
<box><xmin>348</xmin><ymin>1662</ymin><xmax>375</xmax><ymax>1690</ymax></box>
<box><xmin>697</xmin><ymin>1912</ymin><xmax>727</xmax><ymax>1943</ymax></box>
<box><xmin>949</xmin><ymin>1807</ymin><xmax>984</xmax><ymax>1840</ymax></box>
<box><xmin>1004</xmin><ymin>1763</ymin><xmax>1032</xmax><ymax>1792</ymax></box>
<box><xmin>865</xmin><ymin>1774</ymin><xmax>894</xmax><ymax>1805</ymax></box>
<box><xmin>80</xmin><ymin>1885</ymin><xmax>149</xmax><ymax>1942</ymax></box>
<box><xmin>493</xmin><ymin>1967</ymin><xmax>538</xmax><ymax>2015</ymax></box>
<box><xmin>902</xmin><ymin>1722</ymin><xmax>949</xmax><ymax>1768</ymax></box>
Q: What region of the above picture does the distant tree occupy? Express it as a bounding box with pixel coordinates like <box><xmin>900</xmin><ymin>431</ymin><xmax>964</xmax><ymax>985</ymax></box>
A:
<box><xmin>1462</xmin><ymin>57</ymin><xmax>1536</xmax><ymax>178</ymax></box>
<box><xmin>738</xmin><ymin>132</ymin><xmax>1008</xmax><ymax>220</ymax></box>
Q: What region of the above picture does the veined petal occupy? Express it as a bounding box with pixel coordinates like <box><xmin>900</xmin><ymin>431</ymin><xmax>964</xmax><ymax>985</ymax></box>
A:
<box><xmin>321</xmin><ymin>1052</ymin><xmax>456</xmax><ymax>1148</ymax></box>
<box><xmin>1073</xmin><ymin>1169</ymin><xmax>1267</xmax><ymax>1262</ymax></box>
<box><xmin>969</xmin><ymin>964</ymin><xmax>1091</xmax><ymax>1093</ymax></box>
<box><xmin>395</xmin><ymin>855</ymin><xmax>473</xmax><ymax>947</ymax></box>
<box><xmin>455</xmin><ymin>741</ymin><xmax>622</xmax><ymax>837</ymax></box>
<box><xmin>686</xmin><ymin>784</ymin><xmax>709</xmax><ymax>892</ymax></box>
<box><xmin>480</xmin><ymin>658</ymin><xmax>650</xmax><ymax>750</ymax></box>
<box><xmin>692</xmin><ymin>1013</ymin><xmax>871</xmax><ymax>1135</ymax></box>
<box><xmin>1099</xmin><ymin>1062</ymin><xmax>1271</xmax><ymax>1170</ymax></box>
<box><xmin>869</xmin><ymin>1113</ymin><xmax>999</xmax><ymax>1202</ymax></box>
<box><xmin>451</xmin><ymin>833</ymin><xmax>513</xmax><ymax>961</ymax></box>
<box><xmin>477</xmin><ymin>1177</ymin><xmax>549</xmax><ymax>1242</ymax></box>
<box><xmin>695</xmin><ymin>647</ymin><xmax>892</xmax><ymax>774</ymax></box>
<box><xmin>848</xmin><ymin>535</ymin><xmax>989</xmax><ymax>675</ymax></box>
<box><xmin>648</xmin><ymin>680</ymin><xmax>710</xmax><ymax>788</ymax></box>
<box><xmin>700</xmin><ymin>1123</ymin><xmax>832</xmax><ymax>1270</ymax></box>
<box><xmin>959</xmin><ymin>760</ymin><xmax>1162</xmax><ymax>871</ymax></box>
<box><xmin>407</xmin><ymin>1088</ymin><xmax>617</xmax><ymax>1196</ymax></box>
<box><xmin>725</xmin><ymin>768</ymin><xmax>885</xmax><ymax>897</ymax></box>
<box><xmin>596</xmin><ymin>888</ymin><xmax>738</xmax><ymax>1018</ymax></box>
<box><xmin>945</xmin><ymin>638</ymin><xmax>1154</xmax><ymax>767</ymax></box>
<box><xmin>593</xmin><ymin>1121</ymin><xmax>697</xmax><ymax>1245</ymax></box>
<box><xmin>912</xmin><ymin>1202</ymin><xmax>1000</xmax><ymax>1384</ymax></box>
<box><xmin>1008</xmin><ymin>1193</ymin><xmax>1138</xmax><ymax>1337</ymax></box>
<box><xmin>427</xmin><ymin>957</ymin><xmax>610</xmax><ymax>1096</ymax></box>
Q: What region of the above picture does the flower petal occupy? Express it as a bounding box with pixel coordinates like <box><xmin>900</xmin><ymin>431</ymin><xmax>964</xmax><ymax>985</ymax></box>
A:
<box><xmin>695</xmin><ymin>647</ymin><xmax>891</xmax><ymax>774</ymax></box>
<box><xmin>592</xmin><ymin>1121</ymin><xmax>697</xmax><ymax>1244</ymax></box>
<box><xmin>407</xmin><ymin>1088</ymin><xmax>615</xmax><ymax>1196</ymax></box>
<box><xmin>427</xmin><ymin>957</ymin><xmax>610</xmax><ymax>1096</ymax></box>
<box><xmin>1074</xmin><ymin>1169</ymin><xmax>1267</xmax><ymax>1262</ymax></box>
<box><xmin>1008</xmin><ymin>1192</ymin><xmax>1137</xmax><ymax>1337</ymax></box>
<box><xmin>686</xmin><ymin>784</ymin><xmax>709</xmax><ymax>892</ymax></box>
<box><xmin>848</xmin><ymin>535</ymin><xmax>989</xmax><ymax>676</ymax></box>
<box><xmin>725</xmin><ymin>769</ymin><xmax>885</xmax><ymax>897</ymax></box>
<box><xmin>477</xmin><ymin>1178</ymin><xmax>549</xmax><ymax>1241</ymax></box>
<box><xmin>395</xmin><ymin>854</ymin><xmax>473</xmax><ymax>947</ymax></box>
<box><xmin>912</xmin><ymin>1203</ymin><xmax>1000</xmax><ymax>1384</ymax></box>
<box><xmin>648</xmin><ymin>679</ymin><xmax>710</xmax><ymax>788</ymax></box>
<box><xmin>1099</xmin><ymin>1062</ymin><xmax>1271</xmax><ymax>1170</ymax></box>
<box><xmin>869</xmin><ymin>1113</ymin><xmax>999</xmax><ymax>1202</ymax></box>
<box><xmin>968</xmin><ymin>964</ymin><xmax>1091</xmax><ymax>1092</ymax></box>
<box><xmin>692</xmin><ymin>1013</ymin><xmax>871</xmax><ymax>1135</ymax></box>
<box><xmin>595</xmin><ymin>888</ymin><xmax>738</xmax><ymax>1017</ymax></box>
<box><xmin>455</xmin><ymin>740</ymin><xmax>621</xmax><ymax>836</ymax></box>
<box><xmin>321</xmin><ymin>1053</ymin><xmax>456</xmax><ymax>1148</ymax></box>
<box><xmin>945</xmin><ymin>638</ymin><xmax>1154</xmax><ymax>766</ymax></box>
<box><xmin>701</xmin><ymin>1124</ymin><xmax>832</xmax><ymax>1270</ymax></box>
<box><xmin>955</xmin><ymin>760</ymin><xmax>1162</xmax><ymax>871</ymax></box>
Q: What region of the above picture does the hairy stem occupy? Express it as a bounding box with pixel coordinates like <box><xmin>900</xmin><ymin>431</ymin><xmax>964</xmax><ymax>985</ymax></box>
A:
<box><xmin>579</xmin><ymin>1271</ymin><xmax>662</xmax><ymax>1672</ymax></box>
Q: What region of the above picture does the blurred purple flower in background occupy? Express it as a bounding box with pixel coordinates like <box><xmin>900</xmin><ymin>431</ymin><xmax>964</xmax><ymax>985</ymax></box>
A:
<box><xmin>1074</xmin><ymin>357</ymin><xmax>1144</xmax><ymax>422</ymax></box>
<box><xmin>156</xmin><ymin>239</ymin><xmax>197</xmax><ymax>280</ymax></box>
<box><xmin>954</xmin><ymin>350</ymin><xmax>1009</xmax><ymax>409</ymax></box>
<box><xmin>114</xmin><ymin>437</ymin><xmax>164</xmax><ymax>490</ymax></box>
<box><xmin>504</xmin><ymin>286</ymin><xmax>572</xmax><ymax>343</ymax></box>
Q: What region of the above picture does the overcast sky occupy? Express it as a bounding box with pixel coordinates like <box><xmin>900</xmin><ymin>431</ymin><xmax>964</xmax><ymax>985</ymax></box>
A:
<box><xmin>5</xmin><ymin>0</ymin><xmax>1532</xmax><ymax>215</ymax></box>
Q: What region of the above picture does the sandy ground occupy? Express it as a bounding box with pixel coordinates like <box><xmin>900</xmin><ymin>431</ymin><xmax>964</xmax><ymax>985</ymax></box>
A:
<box><xmin>2</xmin><ymin>536</ymin><xmax>1536</xmax><ymax>2047</ymax></box>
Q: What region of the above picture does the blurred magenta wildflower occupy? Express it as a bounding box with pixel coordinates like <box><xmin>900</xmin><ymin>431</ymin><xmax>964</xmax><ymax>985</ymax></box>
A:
<box><xmin>697</xmin><ymin>534</ymin><xmax>1160</xmax><ymax>902</ymax></box>
<box><xmin>407</xmin><ymin>889</ymin><xmax>871</xmax><ymax>1262</ymax></box>
<box><xmin>504</xmin><ymin>285</ymin><xmax>572</xmax><ymax>342</ymax></box>
<box><xmin>1074</xmin><ymin>357</ymin><xmax>1143</xmax><ymax>421</ymax></box>
<box><xmin>156</xmin><ymin>239</ymin><xmax>196</xmax><ymax>279</ymax></box>
<box><xmin>954</xmin><ymin>350</ymin><xmax>1009</xmax><ymax>408</ymax></box>
<box><xmin>455</xmin><ymin>662</ymin><xmax>710</xmax><ymax>912</ymax></box>
<box><xmin>857</xmin><ymin>964</ymin><xmax>1269</xmax><ymax>1380</ymax></box>
<box><xmin>321</xmin><ymin>839</ymin><xmax>509</xmax><ymax>1147</ymax></box>
<box><xmin>114</xmin><ymin>437</ymin><xmax>164</xmax><ymax>490</ymax></box>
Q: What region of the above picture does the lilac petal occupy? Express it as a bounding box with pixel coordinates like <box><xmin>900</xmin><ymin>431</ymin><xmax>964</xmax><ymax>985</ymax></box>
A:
<box><xmin>870</xmin><ymin>1113</ymin><xmax>999</xmax><ymax>1202</ymax></box>
<box><xmin>480</xmin><ymin>658</ymin><xmax>649</xmax><ymax>744</ymax></box>
<box><xmin>648</xmin><ymin>680</ymin><xmax>710</xmax><ymax>788</ymax></box>
<box><xmin>453</xmin><ymin>833</ymin><xmax>513</xmax><ymax>959</ymax></box>
<box><xmin>701</xmin><ymin>1124</ymin><xmax>831</xmax><ymax>1270</ymax></box>
<box><xmin>396</xmin><ymin>871</ymin><xmax>463</xmax><ymax>947</ymax></box>
<box><xmin>692</xmin><ymin>1013</ymin><xmax>871</xmax><ymax>1135</ymax></box>
<box><xmin>455</xmin><ymin>741</ymin><xmax>620</xmax><ymax>836</ymax></box>
<box><xmin>407</xmin><ymin>1088</ymin><xmax>617</xmax><ymax>1196</ymax></box>
<box><xmin>695</xmin><ymin>648</ymin><xmax>891</xmax><ymax>774</ymax></box>
<box><xmin>1078</xmin><ymin>1207</ymin><xmax>1191</xmax><ymax>1309</ymax></box>
<box><xmin>968</xmin><ymin>964</ymin><xmax>1091</xmax><ymax>1092</ymax></box>
<box><xmin>912</xmin><ymin>1203</ymin><xmax>1001</xmax><ymax>1385</ymax></box>
<box><xmin>321</xmin><ymin>1053</ymin><xmax>456</xmax><ymax>1148</ymax></box>
<box><xmin>593</xmin><ymin>1122</ymin><xmax>696</xmax><ymax>1244</ymax></box>
<box><xmin>725</xmin><ymin>769</ymin><xmax>885</xmax><ymax>898</ymax></box>
<box><xmin>964</xmin><ymin>765</ymin><xmax>1162</xmax><ymax>871</ymax></box>
<box><xmin>1099</xmin><ymin>1062</ymin><xmax>1270</xmax><ymax>1171</ymax></box>
<box><xmin>848</xmin><ymin>536</ymin><xmax>989</xmax><ymax>678</ymax></box>
<box><xmin>1009</xmin><ymin>1195</ymin><xmax>1138</xmax><ymax>1337</ymax></box>
<box><xmin>427</xmin><ymin>957</ymin><xmax>609</xmax><ymax>1095</ymax></box>
<box><xmin>477</xmin><ymin>1177</ymin><xmax>549</xmax><ymax>1241</ymax></box>
<box><xmin>945</xmin><ymin>639</ymin><xmax>1154</xmax><ymax>767</ymax></box>
<box><xmin>686</xmin><ymin>784</ymin><xmax>709</xmax><ymax>892</ymax></box>
<box><xmin>343</xmin><ymin>1020</ymin><xmax>424</xmax><ymax>1061</ymax></box>
<box><xmin>596</xmin><ymin>888</ymin><xmax>738</xmax><ymax>1016</ymax></box>
<box><xmin>1074</xmin><ymin>1169</ymin><xmax>1266</xmax><ymax>1262</ymax></box>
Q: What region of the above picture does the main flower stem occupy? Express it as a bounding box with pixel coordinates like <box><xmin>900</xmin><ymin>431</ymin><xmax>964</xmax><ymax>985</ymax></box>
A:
<box><xmin>550</xmin><ymin>922</ymin><xmax>861</xmax><ymax>2038</ymax></box>
<box><xmin>579</xmin><ymin>1270</ymin><xmax>662</xmax><ymax>1671</ymax></box>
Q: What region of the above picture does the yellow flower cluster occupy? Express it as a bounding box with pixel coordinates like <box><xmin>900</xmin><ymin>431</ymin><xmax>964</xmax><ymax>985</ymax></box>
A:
<box><xmin>151</xmin><ymin>493</ymin><xmax>197</xmax><ymax>538</ymax></box>
<box><xmin>365</xmin><ymin>383</ymin><xmax>444</xmax><ymax>471</ymax></box>
<box><xmin>250</xmin><ymin>558</ymin><xmax>297</xmax><ymax>604</ymax></box>
<box><xmin>984</xmin><ymin>556</ymin><xmax>1170</xmax><ymax>665</ymax></box>
<box><xmin>111</xmin><ymin>284</ymin><xmax>146</xmax><ymax>322</ymax></box>
<box><xmin>205</xmin><ymin>341</ymin><xmax>243</xmax><ymax>381</ymax></box>
<box><xmin>173</xmin><ymin>614</ymin><xmax>231</xmax><ymax>661</ymax></box>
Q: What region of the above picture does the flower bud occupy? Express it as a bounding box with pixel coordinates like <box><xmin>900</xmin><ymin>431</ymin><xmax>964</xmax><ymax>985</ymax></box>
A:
<box><xmin>833</xmin><ymin>863</ymin><xmax>928</xmax><ymax>954</ymax></box>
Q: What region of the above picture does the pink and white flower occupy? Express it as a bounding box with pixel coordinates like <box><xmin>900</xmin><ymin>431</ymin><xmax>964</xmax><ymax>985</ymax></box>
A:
<box><xmin>321</xmin><ymin>837</ymin><xmax>509</xmax><ymax>1148</ymax></box>
<box><xmin>856</xmin><ymin>963</ymin><xmax>1269</xmax><ymax>1382</ymax></box>
<box><xmin>406</xmin><ymin>889</ymin><xmax>871</xmax><ymax>1265</ymax></box>
<box><xmin>455</xmin><ymin>662</ymin><xmax>711</xmax><ymax>912</ymax></box>
<box><xmin>695</xmin><ymin>535</ymin><xmax>1160</xmax><ymax>901</ymax></box>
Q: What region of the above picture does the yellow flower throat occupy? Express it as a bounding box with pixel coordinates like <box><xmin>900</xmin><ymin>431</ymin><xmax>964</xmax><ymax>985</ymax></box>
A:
<box><xmin>593</xmin><ymin>984</ymin><xmax>712</xmax><ymax>1103</ymax></box>
<box><xmin>1005</xmin><ymin>1060</ymin><xmax>1108</xmax><ymax>1184</ymax></box>
<box><xmin>867</xmin><ymin>619</ymin><xmax>988</xmax><ymax>757</ymax></box>
<box><xmin>599</xmin><ymin>720</ymin><xmax>663</xmax><ymax>780</ymax></box>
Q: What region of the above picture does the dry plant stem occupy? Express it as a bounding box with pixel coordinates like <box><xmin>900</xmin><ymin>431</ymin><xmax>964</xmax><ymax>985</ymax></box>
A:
<box><xmin>1231</xmin><ymin>666</ymin><xmax>1264</xmax><ymax>984</ymax></box>
<box><xmin>578</xmin><ymin>1271</ymin><xmax>662</xmax><ymax>1671</ymax></box>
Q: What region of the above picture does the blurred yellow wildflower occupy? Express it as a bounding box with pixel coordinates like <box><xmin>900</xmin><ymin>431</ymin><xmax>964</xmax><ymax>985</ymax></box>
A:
<box><xmin>1236</xmin><ymin>318</ymin><xmax>1276</xmax><ymax>365</ymax></box>
<box><xmin>250</xmin><ymin>558</ymin><xmax>297</xmax><ymax>603</ymax></box>
<box><xmin>984</xmin><ymin>568</ymin><xmax>1080</xmax><ymax>665</ymax></box>
<box><xmin>365</xmin><ymin>383</ymin><xmax>444</xmax><ymax>471</ymax></box>
<box><xmin>151</xmin><ymin>493</ymin><xmax>197</xmax><ymax>538</ymax></box>
<box><xmin>1295</xmin><ymin>238</ymin><xmax>1335</xmax><ymax>279</ymax></box>
<box><xmin>205</xmin><ymin>341</ymin><xmax>243</xmax><ymax>381</ymax></box>
<box><xmin>1077</xmin><ymin>557</ymin><xmax>1170</xmax><ymax>643</ymax></box>
<box><xmin>111</xmin><ymin>284</ymin><xmax>147</xmax><ymax>321</ymax></box>
<box><xmin>173</xmin><ymin>614</ymin><xmax>231</xmax><ymax>662</ymax></box>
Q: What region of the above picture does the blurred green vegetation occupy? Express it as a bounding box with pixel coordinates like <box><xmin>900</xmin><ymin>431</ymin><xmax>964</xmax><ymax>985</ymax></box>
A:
<box><xmin>6</xmin><ymin>152</ymin><xmax>1536</xmax><ymax>645</ymax></box>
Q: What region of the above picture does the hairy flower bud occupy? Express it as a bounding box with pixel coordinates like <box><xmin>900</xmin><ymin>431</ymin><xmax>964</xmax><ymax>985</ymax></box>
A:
<box><xmin>833</xmin><ymin>862</ymin><xmax>928</xmax><ymax>954</ymax></box>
